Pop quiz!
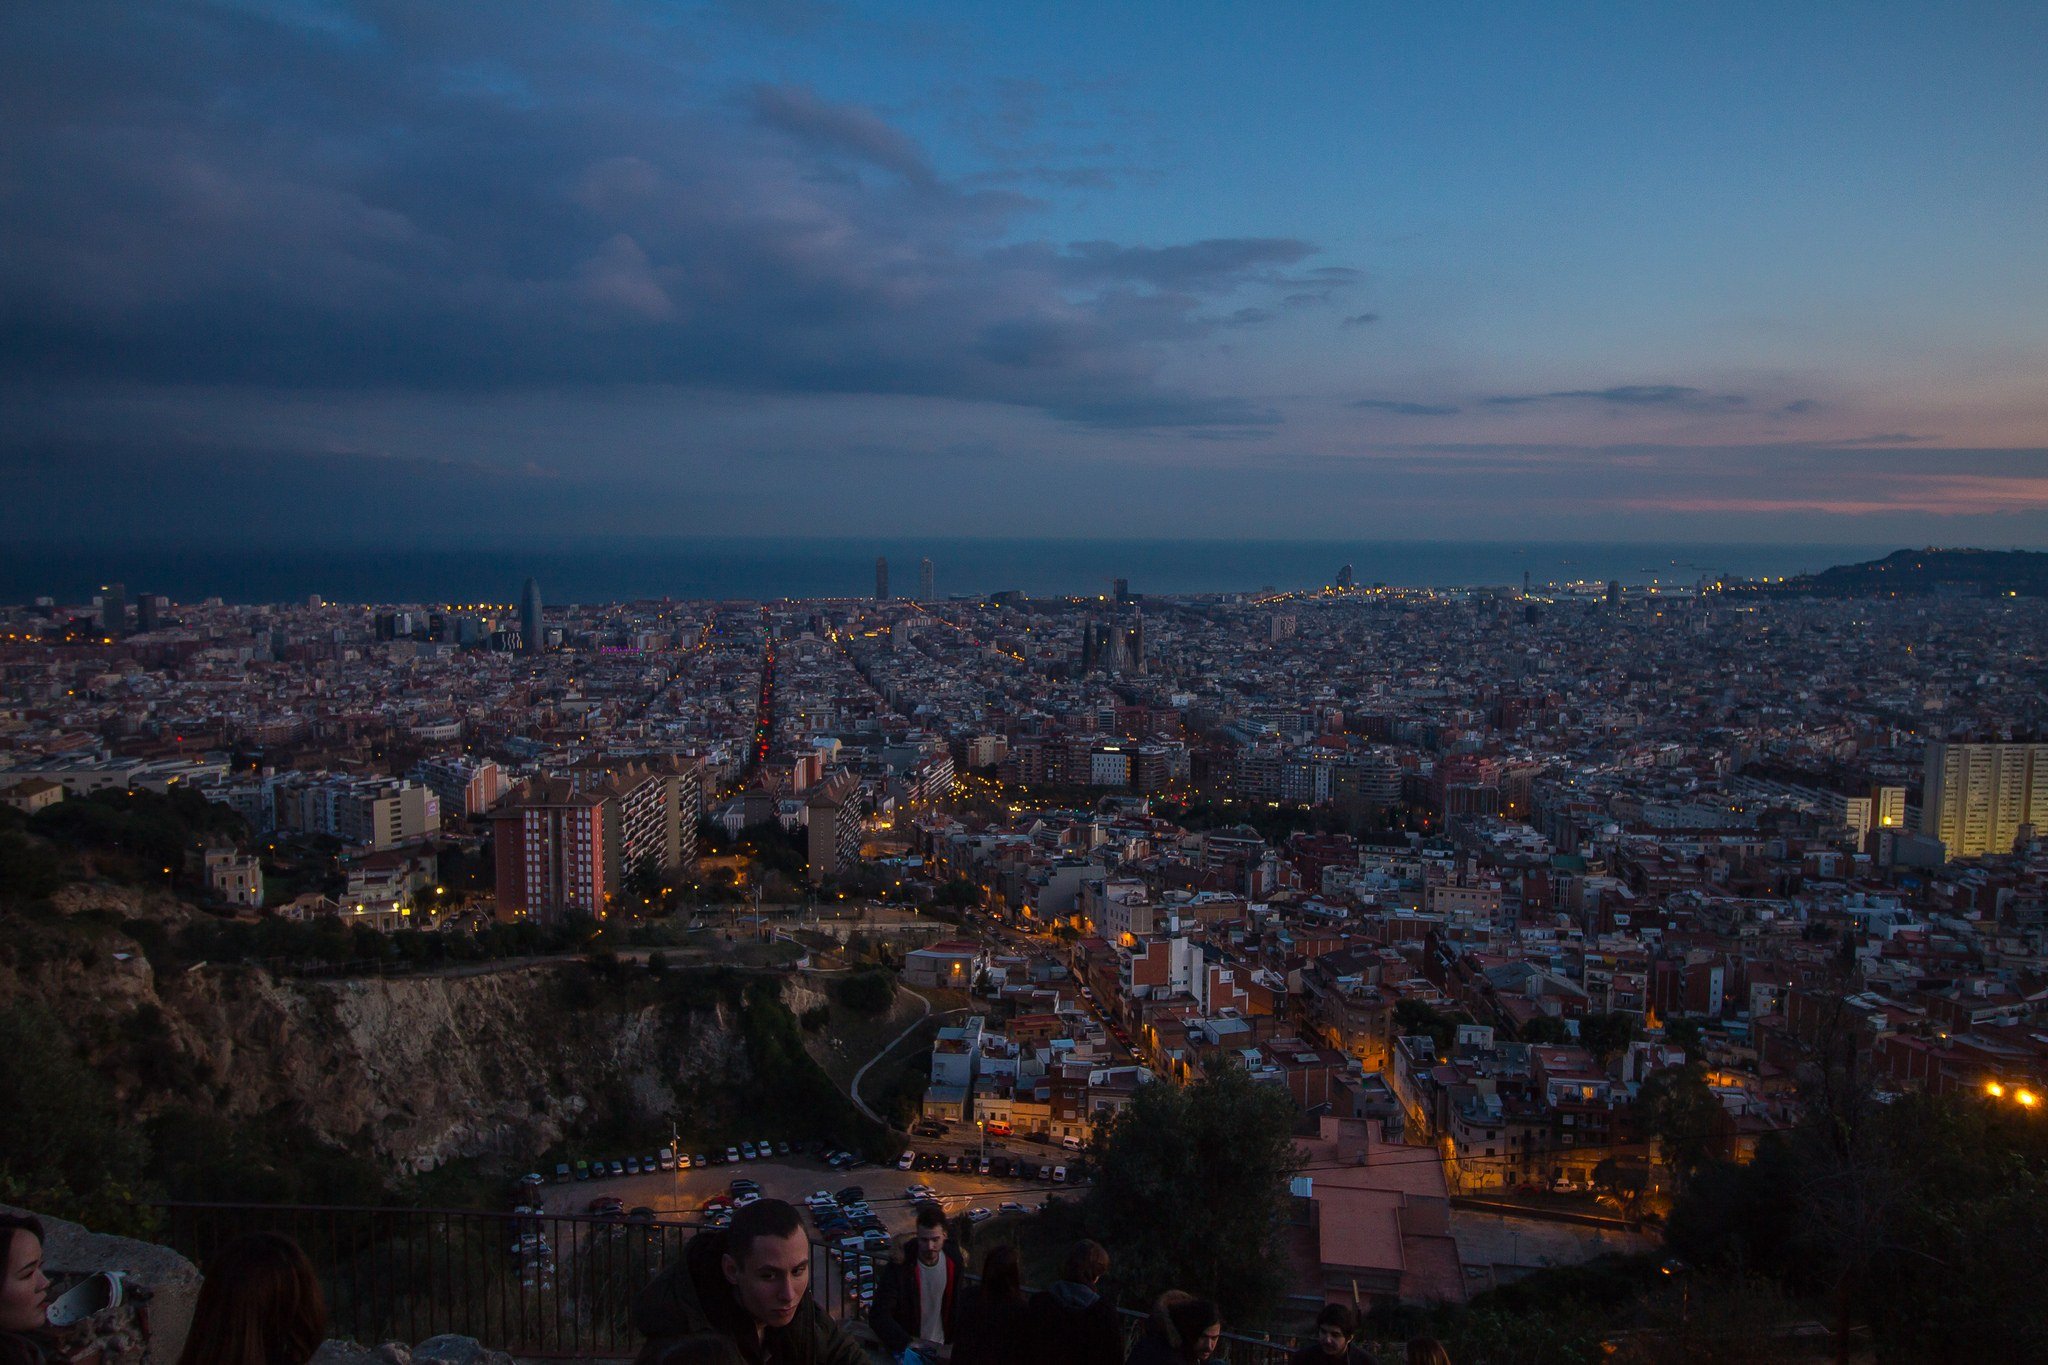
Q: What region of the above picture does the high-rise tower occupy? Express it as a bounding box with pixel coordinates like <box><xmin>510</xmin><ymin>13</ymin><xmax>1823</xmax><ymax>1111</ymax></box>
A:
<box><xmin>918</xmin><ymin>557</ymin><xmax>934</xmax><ymax>601</ymax></box>
<box><xmin>99</xmin><ymin>582</ymin><xmax>126</xmax><ymax>636</ymax></box>
<box><xmin>875</xmin><ymin>557</ymin><xmax>890</xmax><ymax>601</ymax></box>
<box><xmin>520</xmin><ymin>577</ymin><xmax>543</xmax><ymax>654</ymax></box>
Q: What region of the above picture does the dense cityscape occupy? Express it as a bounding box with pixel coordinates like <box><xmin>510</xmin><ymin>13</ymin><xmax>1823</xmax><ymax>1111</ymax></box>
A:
<box><xmin>8</xmin><ymin>3</ymin><xmax>2048</xmax><ymax>1363</ymax></box>
<box><xmin>5</xmin><ymin>550</ymin><xmax>2048</xmax><ymax>1360</ymax></box>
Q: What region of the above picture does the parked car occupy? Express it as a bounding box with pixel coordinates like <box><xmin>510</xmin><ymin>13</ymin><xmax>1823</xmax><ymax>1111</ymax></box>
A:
<box><xmin>978</xmin><ymin>1157</ymin><xmax>991</xmax><ymax>1175</ymax></box>
<box><xmin>997</xmin><ymin>1201</ymin><xmax>1025</xmax><ymax>1215</ymax></box>
<box><xmin>897</xmin><ymin>1152</ymin><xmax>916</xmax><ymax>1171</ymax></box>
<box><xmin>726</xmin><ymin>1146</ymin><xmax>741</xmax><ymax>1163</ymax></box>
<box><xmin>1060</xmin><ymin>1136</ymin><xmax>1083</xmax><ymax>1152</ymax></box>
<box><xmin>990</xmin><ymin>1157</ymin><xmax>1013</xmax><ymax>1177</ymax></box>
<box><xmin>1052</xmin><ymin>1166</ymin><xmax>1067</xmax><ymax>1183</ymax></box>
<box><xmin>627</xmin><ymin>1206</ymin><xmax>657</xmax><ymax>1222</ymax></box>
<box><xmin>776</xmin><ymin>1141</ymin><xmax>792</xmax><ymax>1156</ymax></box>
<box><xmin>554</xmin><ymin>1162</ymin><xmax>572</xmax><ymax>1183</ymax></box>
<box><xmin>694</xmin><ymin>1154</ymin><xmax>710</xmax><ymax>1169</ymax></box>
<box><xmin>835</xmin><ymin>1186</ymin><xmax>865</xmax><ymax>1205</ymax></box>
<box><xmin>676</xmin><ymin>1153</ymin><xmax>691</xmax><ymax>1170</ymax></box>
<box><xmin>740</xmin><ymin>1142</ymin><xmax>756</xmax><ymax>1161</ymax></box>
<box><xmin>659</xmin><ymin>1150</ymin><xmax>676</xmax><ymax>1170</ymax></box>
<box><xmin>967</xmin><ymin>1207</ymin><xmax>992</xmax><ymax>1223</ymax></box>
<box><xmin>608</xmin><ymin>1161</ymin><xmax>625</xmax><ymax>1178</ymax></box>
<box><xmin>625</xmin><ymin>1157</ymin><xmax>641</xmax><ymax>1175</ymax></box>
<box><xmin>573</xmin><ymin>1160</ymin><xmax>590</xmax><ymax>1180</ymax></box>
<box><xmin>587</xmin><ymin>1196</ymin><xmax>625</xmax><ymax>1217</ymax></box>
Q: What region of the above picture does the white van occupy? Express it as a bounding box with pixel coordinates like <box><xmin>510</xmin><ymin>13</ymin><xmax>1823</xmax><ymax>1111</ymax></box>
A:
<box><xmin>1059</xmin><ymin>1135</ymin><xmax>1082</xmax><ymax>1152</ymax></box>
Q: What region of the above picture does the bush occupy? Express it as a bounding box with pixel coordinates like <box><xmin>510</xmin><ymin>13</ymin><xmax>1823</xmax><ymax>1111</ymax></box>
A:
<box><xmin>834</xmin><ymin>969</ymin><xmax>897</xmax><ymax>1015</ymax></box>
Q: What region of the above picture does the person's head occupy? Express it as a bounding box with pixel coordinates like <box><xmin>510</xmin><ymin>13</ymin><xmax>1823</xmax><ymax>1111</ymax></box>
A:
<box><xmin>0</xmin><ymin>1215</ymin><xmax>48</xmax><ymax>1336</ymax></box>
<box><xmin>910</xmin><ymin>1204</ymin><xmax>947</xmax><ymax>1267</ymax></box>
<box><xmin>1406</xmin><ymin>1338</ymin><xmax>1452</xmax><ymax>1365</ymax></box>
<box><xmin>1155</xmin><ymin>1294</ymin><xmax>1220</xmax><ymax>1362</ymax></box>
<box><xmin>720</xmin><ymin>1200</ymin><xmax>809</xmax><ymax>1331</ymax></box>
<box><xmin>1061</xmin><ymin>1239</ymin><xmax>1109</xmax><ymax>1287</ymax></box>
<box><xmin>634</xmin><ymin>1333</ymin><xmax>747</xmax><ymax>1365</ymax></box>
<box><xmin>979</xmin><ymin>1245</ymin><xmax>1023</xmax><ymax>1304</ymax></box>
<box><xmin>1314</xmin><ymin>1303</ymin><xmax>1357</xmax><ymax>1355</ymax></box>
<box><xmin>175</xmin><ymin>1233</ymin><xmax>327</xmax><ymax>1365</ymax></box>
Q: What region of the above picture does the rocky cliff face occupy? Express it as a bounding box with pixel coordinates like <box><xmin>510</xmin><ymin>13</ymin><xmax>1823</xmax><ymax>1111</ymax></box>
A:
<box><xmin>5</xmin><ymin>921</ymin><xmax>758</xmax><ymax>1173</ymax></box>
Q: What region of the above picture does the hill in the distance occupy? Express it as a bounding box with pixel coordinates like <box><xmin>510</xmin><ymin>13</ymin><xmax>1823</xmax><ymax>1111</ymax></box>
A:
<box><xmin>1719</xmin><ymin>547</ymin><xmax>2048</xmax><ymax>598</ymax></box>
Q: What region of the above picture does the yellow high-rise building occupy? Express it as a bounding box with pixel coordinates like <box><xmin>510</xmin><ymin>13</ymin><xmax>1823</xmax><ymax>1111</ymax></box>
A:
<box><xmin>1920</xmin><ymin>741</ymin><xmax>2048</xmax><ymax>858</ymax></box>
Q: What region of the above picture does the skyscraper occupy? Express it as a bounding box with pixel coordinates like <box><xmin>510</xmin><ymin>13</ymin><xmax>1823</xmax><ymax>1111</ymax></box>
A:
<box><xmin>520</xmin><ymin>577</ymin><xmax>543</xmax><ymax>654</ymax></box>
<box><xmin>1335</xmin><ymin>564</ymin><xmax>1354</xmax><ymax>591</ymax></box>
<box><xmin>875</xmin><ymin>556</ymin><xmax>889</xmax><ymax>601</ymax></box>
<box><xmin>99</xmin><ymin>582</ymin><xmax>126</xmax><ymax>636</ymax></box>
<box><xmin>1921</xmin><ymin>741</ymin><xmax>2048</xmax><ymax>858</ymax></box>
<box><xmin>919</xmin><ymin>557</ymin><xmax>934</xmax><ymax>601</ymax></box>
<box><xmin>1113</xmin><ymin>577</ymin><xmax>1130</xmax><ymax>603</ymax></box>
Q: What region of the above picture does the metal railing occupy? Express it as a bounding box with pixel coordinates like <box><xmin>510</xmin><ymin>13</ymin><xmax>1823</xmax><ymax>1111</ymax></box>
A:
<box><xmin>150</xmin><ymin>1202</ymin><xmax>860</xmax><ymax>1359</ymax></box>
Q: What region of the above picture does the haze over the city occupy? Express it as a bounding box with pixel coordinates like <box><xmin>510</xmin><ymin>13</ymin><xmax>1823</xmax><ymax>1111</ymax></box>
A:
<box><xmin>3</xmin><ymin>2</ymin><xmax>2045</xmax><ymax>546</ymax></box>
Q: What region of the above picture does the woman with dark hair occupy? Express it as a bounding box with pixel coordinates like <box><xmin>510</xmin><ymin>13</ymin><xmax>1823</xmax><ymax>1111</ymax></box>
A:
<box><xmin>950</xmin><ymin>1245</ymin><xmax>1031</xmax><ymax>1365</ymax></box>
<box><xmin>175</xmin><ymin>1233</ymin><xmax>328</xmax><ymax>1365</ymax></box>
<box><xmin>1127</xmin><ymin>1292</ymin><xmax>1222</xmax><ymax>1365</ymax></box>
<box><xmin>0</xmin><ymin>1214</ymin><xmax>53</xmax><ymax>1365</ymax></box>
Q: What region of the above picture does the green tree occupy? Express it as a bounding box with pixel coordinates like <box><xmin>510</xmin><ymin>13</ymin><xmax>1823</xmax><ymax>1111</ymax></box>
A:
<box><xmin>834</xmin><ymin>969</ymin><xmax>897</xmax><ymax>1015</ymax></box>
<box><xmin>1083</xmin><ymin>1063</ymin><xmax>1300</xmax><ymax>1325</ymax></box>
<box><xmin>0</xmin><ymin>1003</ymin><xmax>153</xmax><ymax>1232</ymax></box>
<box><xmin>1634</xmin><ymin>1061</ymin><xmax>1723</xmax><ymax>1184</ymax></box>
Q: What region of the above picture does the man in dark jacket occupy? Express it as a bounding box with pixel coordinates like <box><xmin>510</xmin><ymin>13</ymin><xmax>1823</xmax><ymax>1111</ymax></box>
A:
<box><xmin>871</xmin><ymin>1203</ymin><xmax>962</xmax><ymax>1363</ymax></box>
<box><xmin>633</xmin><ymin>1198</ymin><xmax>869</xmax><ymax>1365</ymax></box>
<box><xmin>1288</xmin><ymin>1304</ymin><xmax>1377</xmax><ymax>1365</ymax></box>
<box><xmin>1025</xmin><ymin>1240</ymin><xmax>1122</xmax><ymax>1365</ymax></box>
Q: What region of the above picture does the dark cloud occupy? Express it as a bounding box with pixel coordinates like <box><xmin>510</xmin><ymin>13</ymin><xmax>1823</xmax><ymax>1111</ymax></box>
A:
<box><xmin>1486</xmin><ymin>385</ymin><xmax>1748</xmax><ymax>411</ymax></box>
<box><xmin>1217</xmin><ymin>308</ymin><xmax>1274</xmax><ymax>327</ymax></box>
<box><xmin>1350</xmin><ymin>398</ymin><xmax>1460</xmax><ymax>416</ymax></box>
<box><xmin>747</xmin><ymin>83</ymin><xmax>936</xmax><ymax>185</ymax></box>
<box><xmin>1778</xmin><ymin>398</ymin><xmax>1821</xmax><ymax>415</ymax></box>
<box><xmin>0</xmin><ymin>5</ymin><xmax>1341</xmax><ymax>431</ymax></box>
<box><xmin>1834</xmin><ymin>432</ymin><xmax>1937</xmax><ymax>445</ymax></box>
<box><xmin>1340</xmin><ymin>312</ymin><xmax>1380</xmax><ymax>327</ymax></box>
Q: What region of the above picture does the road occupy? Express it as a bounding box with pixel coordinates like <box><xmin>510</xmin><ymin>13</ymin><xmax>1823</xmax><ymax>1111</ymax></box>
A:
<box><xmin>847</xmin><ymin>987</ymin><xmax>936</xmax><ymax>1124</ymax></box>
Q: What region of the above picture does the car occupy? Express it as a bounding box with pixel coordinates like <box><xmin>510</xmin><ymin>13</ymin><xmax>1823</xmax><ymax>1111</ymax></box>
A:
<box><xmin>587</xmin><ymin>1196</ymin><xmax>625</xmax><ymax>1217</ymax></box>
<box><xmin>1038</xmin><ymin>1163</ymin><xmax>1054</xmax><ymax>1182</ymax></box>
<box><xmin>677</xmin><ymin>1153</ymin><xmax>692</xmax><ymax>1171</ymax></box>
<box><xmin>1052</xmin><ymin>1166</ymin><xmax>1067</xmax><ymax>1183</ymax></box>
<box><xmin>695</xmin><ymin>1154</ymin><xmax>710</xmax><ymax>1169</ymax></box>
<box><xmin>897</xmin><ymin>1152</ymin><xmax>916</xmax><ymax>1171</ymax></box>
<box><xmin>837</xmin><ymin>1236</ymin><xmax>864</xmax><ymax>1256</ymax></box>
<box><xmin>730</xmin><ymin>1177</ymin><xmax>760</xmax><ymax>1192</ymax></box>
<box><xmin>978</xmin><ymin>1157</ymin><xmax>991</xmax><ymax>1175</ymax></box>
<box><xmin>627</xmin><ymin>1206</ymin><xmax>657</xmax><ymax>1223</ymax></box>
<box><xmin>998</xmin><ymin>1201</ymin><xmax>1025</xmax><ymax>1215</ymax></box>
<box><xmin>625</xmin><ymin>1157</ymin><xmax>640</xmax><ymax>1175</ymax></box>
<box><xmin>854</xmin><ymin>1216</ymin><xmax>885</xmax><ymax>1233</ymax></box>
<box><xmin>609</xmin><ymin>1161</ymin><xmax>625</xmax><ymax>1178</ymax></box>
<box><xmin>734</xmin><ymin>1191</ymin><xmax>761</xmax><ymax>1208</ymax></box>
<box><xmin>759</xmin><ymin>1137</ymin><xmax>773</xmax><ymax>1154</ymax></box>
<box><xmin>945</xmin><ymin>1154</ymin><xmax>962</xmax><ymax>1172</ymax></box>
<box><xmin>967</xmin><ymin>1207</ymin><xmax>992</xmax><ymax>1223</ymax></box>
<box><xmin>700</xmin><ymin>1195</ymin><xmax>733</xmax><ymax>1212</ymax></box>
<box><xmin>726</xmin><ymin>1147</ymin><xmax>741</xmax><ymax>1163</ymax></box>
<box><xmin>835</xmin><ymin>1186</ymin><xmax>865</xmax><ymax>1204</ymax></box>
<box><xmin>554</xmin><ymin>1162</ymin><xmax>572</xmax><ymax>1183</ymax></box>
<box><xmin>810</xmin><ymin>1190</ymin><xmax>833</xmax><ymax>1204</ymax></box>
<box><xmin>777</xmin><ymin>1141</ymin><xmax>793</xmax><ymax>1156</ymax></box>
<box><xmin>862</xmin><ymin>1229</ymin><xmax>891</xmax><ymax>1251</ymax></box>
<box><xmin>705</xmin><ymin>1209</ymin><xmax>732</xmax><ymax>1229</ymax></box>
<box><xmin>1060</xmin><ymin>1136</ymin><xmax>1083</xmax><ymax>1152</ymax></box>
<box><xmin>573</xmin><ymin>1160</ymin><xmax>590</xmax><ymax>1180</ymax></box>
<box><xmin>740</xmin><ymin>1142</ymin><xmax>756</xmax><ymax>1161</ymax></box>
<box><xmin>659</xmin><ymin>1150</ymin><xmax>676</xmax><ymax>1170</ymax></box>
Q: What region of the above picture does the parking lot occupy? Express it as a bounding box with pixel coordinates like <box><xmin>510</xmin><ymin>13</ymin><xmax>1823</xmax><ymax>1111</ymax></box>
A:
<box><xmin>535</xmin><ymin>1149</ymin><xmax>1070</xmax><ymax>1242</ymax></box>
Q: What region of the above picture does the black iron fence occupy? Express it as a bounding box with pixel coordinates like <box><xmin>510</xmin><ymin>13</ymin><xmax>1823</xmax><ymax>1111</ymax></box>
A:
<box><xmin>150</xmin><ymin>1202</ymin><xmax>858</xmax><ymax>1359</ymax></box>
<box><xmin>150</xmin><ymin>1202</ymin><xmax>1305</xmax><ymax>1363</ymax></box>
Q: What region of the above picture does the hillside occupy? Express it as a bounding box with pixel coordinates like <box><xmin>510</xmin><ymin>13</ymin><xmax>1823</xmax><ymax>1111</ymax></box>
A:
<box><xmin>1720</xmin><ymin>546</ymin><xmax>2048</xmax><ymax>598</ymax></box>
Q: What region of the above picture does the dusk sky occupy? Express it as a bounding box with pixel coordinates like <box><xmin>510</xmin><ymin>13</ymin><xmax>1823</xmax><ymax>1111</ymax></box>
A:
<box><xmin>4</xmin><ymin>2</ymin><xmax>2046</xmax><ymax>546</ymax></box>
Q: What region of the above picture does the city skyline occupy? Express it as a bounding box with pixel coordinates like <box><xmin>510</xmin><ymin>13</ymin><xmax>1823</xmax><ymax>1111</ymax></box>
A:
<box><xmin>4</xmin><ymin>3</ymin><xmax>2046</xmax><ymax>545</ymax></box>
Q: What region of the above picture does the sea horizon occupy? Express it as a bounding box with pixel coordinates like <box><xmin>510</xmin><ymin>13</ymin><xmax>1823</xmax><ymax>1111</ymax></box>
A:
<box><xmin>0</xmin><ymin>537</ymin><xmax>1920</xmax><ymax>607</ymax></box>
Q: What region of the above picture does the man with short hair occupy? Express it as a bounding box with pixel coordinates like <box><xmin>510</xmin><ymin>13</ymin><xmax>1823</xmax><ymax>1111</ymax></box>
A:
<box><xmin>1025</xmin><ymin>1239</ymin><xmax>1121</xmax><ymax>1365</ymax></box>
<box><xmin>633</xmin><ymin>1198</ymin><xmax>868</xmax><ymax>1364</ymax></box>
<box><xmin>1288</xmin><ymin>1303</ymin><xmax>1377</xmax><ymax>1365</ymax></box>
<box><xmin>871</xmin><ymin>1202</ymin><xmax>961</xmax><ymax>1364</ymax></box>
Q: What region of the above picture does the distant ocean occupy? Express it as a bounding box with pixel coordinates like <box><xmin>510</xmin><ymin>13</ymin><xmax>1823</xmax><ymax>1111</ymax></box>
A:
<box><xmin>0</xmin><ymin>539</ymin><xmax>1902</xmax><ymax>606</ymax></box>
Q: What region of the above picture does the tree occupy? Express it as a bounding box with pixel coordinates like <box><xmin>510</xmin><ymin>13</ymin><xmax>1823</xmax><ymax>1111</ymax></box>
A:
<box><xmin>1577</xmin><ymin>1012</ymin><xmax>1640</xmax><ymax>1063</ymax></box>
<box><xmin>834</xmin><ymin>969</ymin><xmax>897</xmax><ymax>1015</ymax></box>
<box><xmin>0</xmin><ymin>1003</ymin><xmax>153</xmax><ymax>1232</ymax></box>
<box><xmin>1634</xmin><ymin>1061</ymin><xmax>1723</xmax><ymax>1185</ymax></box>
<box><xmin>1083</xmin><ymin>1063</ymin><xmax>1300</xmax><ymax>1325</ymax></box>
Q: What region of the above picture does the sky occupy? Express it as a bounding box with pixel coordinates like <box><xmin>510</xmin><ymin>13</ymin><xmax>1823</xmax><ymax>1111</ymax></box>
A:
<box><xmin>3</xmin><ymin>0</ymin><xmax>2046</xmax><ymax>546</ymax></box>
